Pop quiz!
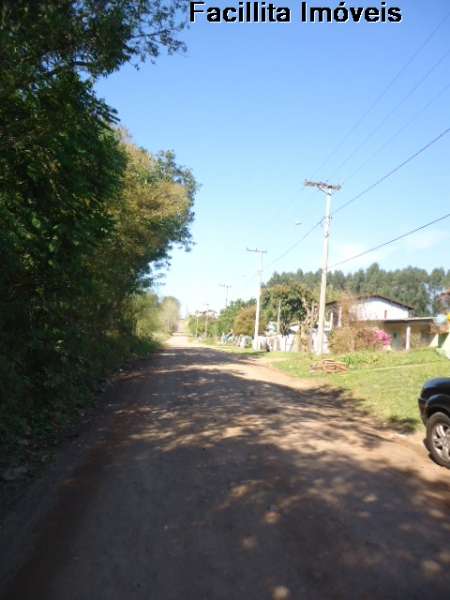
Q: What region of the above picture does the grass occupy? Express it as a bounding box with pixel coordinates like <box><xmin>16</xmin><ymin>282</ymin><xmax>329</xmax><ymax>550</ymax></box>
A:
<box><xmin>268</xmin><ymin>348</ymin><xmax>449</xmax><ymax>432</ymax></box>
<box><xmin>194</xmin><ymin>340</ymin><xmax>449</xmax><ymax>432</ymax></box>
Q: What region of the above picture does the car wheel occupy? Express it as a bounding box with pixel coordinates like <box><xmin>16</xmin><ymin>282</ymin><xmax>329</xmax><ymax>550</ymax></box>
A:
<box><xmin>426</xmin><ymin>412</ymin><xmax>450</xmax><ymax>469</ymax></box>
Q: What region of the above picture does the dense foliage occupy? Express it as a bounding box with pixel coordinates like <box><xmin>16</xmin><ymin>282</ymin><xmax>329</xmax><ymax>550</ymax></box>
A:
<box><xmin>134</xmin><ymin>293</ymin><xmax>181</xmax><ymax>338</ymax></box>
<box><xmin>159</xmin><ymin>297</ymin><xmax>182</xmax><ymax>334</ymax></box>
<box><xmin>262</xmin><ymin>283</ymin><xmax>315</xmax><ymax>335</ymax></box>
<box><xmin>233</xmin><ymin>305</ymin><xmax>267</xmax><ymax>337</ymax></box>
<box><xmin>187</xmin><ymin>311</ymin><xmax>219</xmax><ymax>338</ymax></box>
<box><xmin>329</xmin><ymin>326</ymin><xmax>385</xmax><ymax>354</ymax></box>
<box><xmin>0</xmin><ymin>1</ymin><xmax>192</xmax><ymax>451</ymax></box>
<box><xmin>216</xmin><ymin>299</ymin><xmax>255</xmax><ymax>335</ymax></box>
<box><xmin>267</xmin><ymin>264</ymin><xmax>450</xmax><ymax>316</ymax></box>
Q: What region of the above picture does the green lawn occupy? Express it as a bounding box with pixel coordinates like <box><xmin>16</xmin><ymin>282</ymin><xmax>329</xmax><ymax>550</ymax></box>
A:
<box><xmin>203</xmin><ymin>341</ymin><xmax>449</xmax><ymax>432</ymax></box>
<box><xmin>201</xmin><ymin>339</ymin><xmax>264</xmax><ymax>356</ymax></box>
<box><xmin>268</xmin><ymin>348</ymin><xmax>449</xmax><ymax>432</ymax></box>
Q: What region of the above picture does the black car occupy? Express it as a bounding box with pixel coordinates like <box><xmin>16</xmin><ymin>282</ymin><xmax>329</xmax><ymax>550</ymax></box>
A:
<box><xmin>419</xmin><ymin>378</ymin><xmax>450</xmax><ymax>469</ymax></box>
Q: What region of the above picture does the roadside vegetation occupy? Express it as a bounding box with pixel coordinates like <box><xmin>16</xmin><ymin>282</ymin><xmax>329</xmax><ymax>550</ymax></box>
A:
<box><xmin>204</xmin><ymin>345</ymin><xmax>447</xmax><ymax>432</ymax></box>
<box><xmin>267</xmin><ymin>348</ymin><xmax>448</xmax><ymax>432</ymax></box>
<box><xmin>1</xmin><ymin>2</ymin><xmax>192</xmax><ymax>466</ymax></box>
<box><xmin>268</xmin><ymin>264</ymin><xmax>450</xmax><ymax>316</ymax></box>
<box><xmin>189</xmin><ymin>273</ymin><xmax>449</xmax><ymax>433</ymax></box>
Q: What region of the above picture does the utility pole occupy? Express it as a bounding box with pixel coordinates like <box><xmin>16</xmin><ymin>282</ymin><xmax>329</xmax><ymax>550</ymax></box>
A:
<box><xmin>246</xmin><ymin>248</ymin><xmax>267</xmax><ymax>350</ymax></box>
<box><xmin>219</xmin><ymin>283</ymin><xmax>232</xmax><ymax>308</ymax></box>
<box><xmin>204</xmin><ymin>304</ymin><xmax>209</xmax><ymax>338</ymax></box>
<box><xmin>304</xmin><ymin>180</ymin><xmax>341</xmax><ymax>355</ymax></box>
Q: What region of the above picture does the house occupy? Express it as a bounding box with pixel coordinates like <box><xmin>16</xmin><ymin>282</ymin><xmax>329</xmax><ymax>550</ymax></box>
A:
<box><xmin>325</xmin><ymin>294</ymin><xmax>435</xmax><ymax>351</ymax></box>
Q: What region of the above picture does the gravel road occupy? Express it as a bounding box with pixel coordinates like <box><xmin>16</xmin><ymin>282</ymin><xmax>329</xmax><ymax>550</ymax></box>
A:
<box><xmin>1</xmin><ymin>335</ymin><xmax>449</xmax><ymax>599</ymax></box>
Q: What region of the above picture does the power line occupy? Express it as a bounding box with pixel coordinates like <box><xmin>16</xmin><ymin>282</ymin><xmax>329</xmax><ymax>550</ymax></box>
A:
<box><xmin>311</xmin><ymin>8</ymin><xmax>450</xmax><ymax>179</ymax></box>
<box><xmin>265</xmin><ymin>24</ymin><xmax>450</xmax><ymax>268</ymax></box>
<box><xmin>328</xmin><ymin>46</ymin><xmax>450</xmax><ymax>182</ymax></box>
<box><xmin>330</xmin><ymin>212</ymin><xmax>450</xmax><ymax>269</ymax></box>
<box><xmin>267</xmin><ymin>218</ymin><xmax>323</xmax><ymax>268</ymax></box>
<box><xmin>333</xmin><ymin>127</ymin><xmax>450</xmax><ymax>216</ymax></box>
<box><xmin>241</xmin><ymin>127</ymin><xmax>449</xmax><ymax>290</ymax></box>
<box><xmin>342</xmin><ymin>79</ymin><xmax>450</xmax><ymax>185</ymax></box>
<box><xmin>267</xmin><ymin>14</ymin><xmax>450</xmax><ymax>236</ymax></box>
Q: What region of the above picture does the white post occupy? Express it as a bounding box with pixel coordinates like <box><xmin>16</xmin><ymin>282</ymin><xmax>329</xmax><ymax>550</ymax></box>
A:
<box><xmin>317</xmin><ymin>191</ymin><xmax>332</xmax><ymax>355</ymax></box>
<box><xmin>406</xmin><ymin>325</ymin><xmax>411</xmax><ymax>351</ymax></box>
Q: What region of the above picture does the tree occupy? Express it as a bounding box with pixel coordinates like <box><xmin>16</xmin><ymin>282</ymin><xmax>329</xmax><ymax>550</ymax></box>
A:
<box><xmin>216</xmin><ymin>299</ymin><xmax>255</xmax><ymax>335</ymax></box>
<box><xmin>2</xmin><ymin>2</ymin><xmax>188</xmax><ymax>82</ymax></box>
<box><xmin>133</xmin><ymin>293</ymin><xmax>161</xmax><ymax>338</ymax></box>
<box><xmin>0</xmin><ymin>2</ymin><xmax>193</xmax><ymax>449</ymax></box>
<box><xmin>187</xmin><ymin>312</ymin><xmax>218</xmax><ymax>337</ymax></box>
<box><xmin>266</xmin><ymin>263</ymin><xmax>447</xmax><ymax>316</ymax></box>
<box><xmin>233</xmin><ymin>306</ymin><xmax>267</xmax><ymax>337</ymax></box>
<box><xmin>160</xmin><ymin>297</ymin><xmax>181</xmax><ymax>334</ymax></box>
<box><xmin>262</xmin><ymin>283</ymin><xmax>315</xmax><ymax>336</ymax></box>
<box><xmin>429</xmin><ymin>268</ymin><xmax>447</xmax><ymax>314</ymax></box>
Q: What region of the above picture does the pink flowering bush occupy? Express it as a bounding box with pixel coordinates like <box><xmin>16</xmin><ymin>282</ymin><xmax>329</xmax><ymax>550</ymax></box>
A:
<box><xmin>374</xmin><ymin>329</ymin><xmax>392</xmax><ymax>348</ymax></box>
<box><xmin>330</xmin><ymin>326</ymin><xmax>391</xmax><ymax>353</ymax></box>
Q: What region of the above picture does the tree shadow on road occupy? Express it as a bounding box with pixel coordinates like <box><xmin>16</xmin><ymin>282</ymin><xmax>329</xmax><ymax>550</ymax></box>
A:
<box><xmin>2</xmin><ymin>346</ymin><xmax>450</xmax><ymax>600</ymax></box>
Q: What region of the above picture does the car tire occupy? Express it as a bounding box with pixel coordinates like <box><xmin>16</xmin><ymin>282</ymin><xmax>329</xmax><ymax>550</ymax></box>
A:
<box><xmin>426</xmin><ymin>412</ymin><xmax>450</xmax><ymax>469</ymax></box>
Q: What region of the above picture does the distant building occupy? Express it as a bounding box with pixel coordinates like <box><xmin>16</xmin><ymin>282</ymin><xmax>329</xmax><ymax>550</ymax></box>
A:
<box><xmin>325</xmin><ymin>294</ymin><xmax>434</xmax><ymax>351</ymax></box>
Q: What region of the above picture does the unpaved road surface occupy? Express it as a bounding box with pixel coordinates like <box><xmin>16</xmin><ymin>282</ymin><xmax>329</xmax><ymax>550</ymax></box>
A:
<box><xmin>1</xmin><ymin>336</ymin><xmax>450</xmax><ymax>599</ymax></box>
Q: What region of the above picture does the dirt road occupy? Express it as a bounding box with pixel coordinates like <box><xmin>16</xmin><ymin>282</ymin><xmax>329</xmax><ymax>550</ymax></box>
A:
<box><xmin>1</xmin><ymin>336</ymin><xmax>449</xmax><ymax>599</ymax></box>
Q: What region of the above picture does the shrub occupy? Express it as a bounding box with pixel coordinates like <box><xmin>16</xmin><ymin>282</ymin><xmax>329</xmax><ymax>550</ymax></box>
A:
<box><xmin>329</xmin><ymin>326</ymin><xmax>385</xmax><ymax>354</ymax></box>
<box><xmin>374</xmin><ymin>329</ymin><xmax>392</xmax><ymax>347</ymax></box>
<box><xmin>233</xmin><ymin>306</ymin><xmax>267</xmax><ymax>336</ymax></box>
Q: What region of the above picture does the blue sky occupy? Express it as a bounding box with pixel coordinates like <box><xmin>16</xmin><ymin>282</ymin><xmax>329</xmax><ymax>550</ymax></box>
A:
<box><xmin>96</xmin><ymin>0</ymin><xmax>450</xmax><ymax>314</ymax></box>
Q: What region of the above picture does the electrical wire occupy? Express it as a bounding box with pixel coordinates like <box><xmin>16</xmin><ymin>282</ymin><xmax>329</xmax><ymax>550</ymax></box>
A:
<box><xmin>333</xmin><ymin>127</ymin><xmax>450</xmax><ymax>216</ymax></box>
<box><xmin>328</xmin><ymin>46</ymin><xmax>450</xmax><ymax>182</ymax></box>
<box><xmin>311</xmin><ymin>8</ymin><xmax>450</xmax><ymax>179</ymax></box>
<box><xmin>330</xmin><ymin>212</ymin><xmax>450</xmax><ymax>269</ymax></box>
<box><xmin>242</xmin><ymin>128</ymin><xmax>449</xmax><ymax>286</ymax></box>
<box><xmin>262</xmin><ymin>10</ymin><xmax>450</xmax><ymax>270</ymax></box>
<box><xmin>342</xmin><ymin>79</ymin><xmax>450</xmax><ymax>185</ymax></box>
<box><xmin>267</xmin><ymin>218</ymin><xmax>324</xmax><ymax>268</ymax></box>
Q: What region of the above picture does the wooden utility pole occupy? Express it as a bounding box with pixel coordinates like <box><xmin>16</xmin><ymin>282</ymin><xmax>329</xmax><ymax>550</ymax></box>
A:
<box><xmin>304</xmin><ymin>180</ymin><xmax>341</xmax><ymax>355</ymax></box>
<box><xmin>246</xmin><ymin>248</ymin><xmax>267</xmax><ymax>350</ymax></box>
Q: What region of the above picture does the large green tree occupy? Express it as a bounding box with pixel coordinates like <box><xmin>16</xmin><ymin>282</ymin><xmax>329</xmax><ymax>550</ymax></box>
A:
<box><xmin>262</xmin><ymin>283</ymin><xmax>315</xmax><ymax>336</ymax></box>
<box><xmin>233</xmin><ymin>306</ymin><xmax>267</xmax><ymax>337</ymax></box>
<box><xmin>0</xmin><ymin>1</ymin><xmax>192</xmax><ymax>448</ymax></box>
<box><xmin>216</xmin><ymin>299</ymin><xmax>255</xmax><ymax>335</ymax></box>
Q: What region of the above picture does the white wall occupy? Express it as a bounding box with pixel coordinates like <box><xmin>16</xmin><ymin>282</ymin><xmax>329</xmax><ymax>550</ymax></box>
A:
<box><xmin>351</xmin><ymin>298</ymin><xmax>410</xmax><ymax>321</ymax></box>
